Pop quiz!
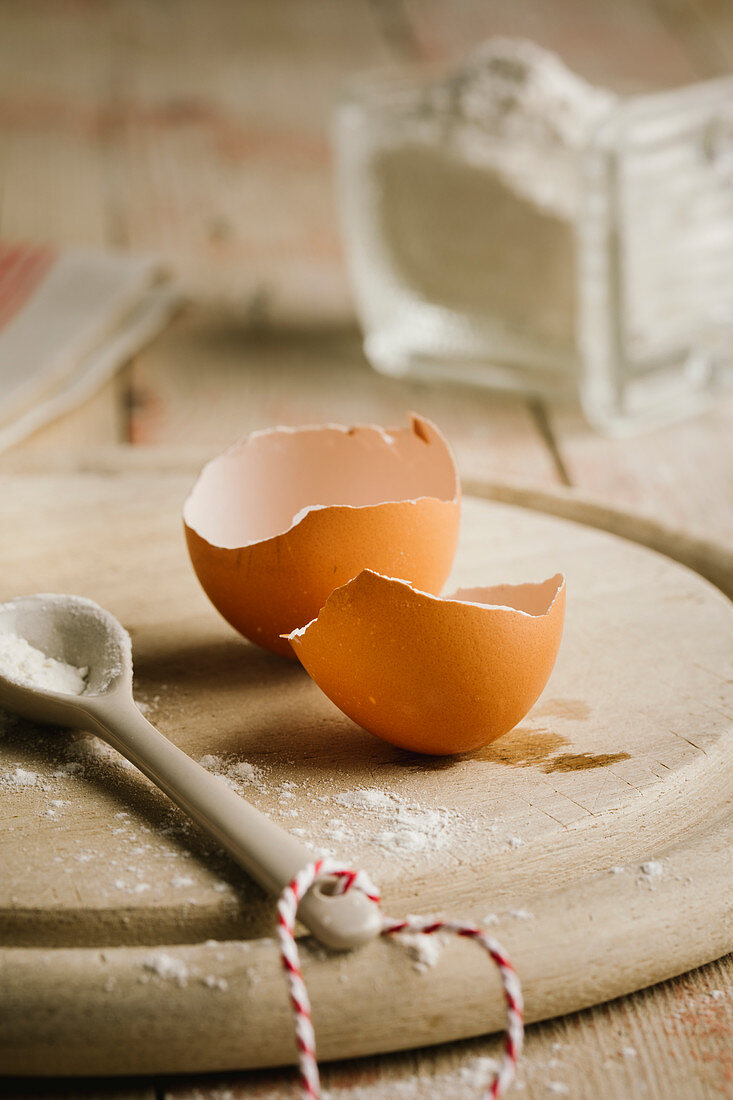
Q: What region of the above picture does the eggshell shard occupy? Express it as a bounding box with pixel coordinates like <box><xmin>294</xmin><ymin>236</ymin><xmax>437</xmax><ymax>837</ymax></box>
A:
<box><xmin>287</xmin><ymin>570</ymin><xmax>566</xmax><ymax>755</ymax></box>
<box><xmin>183</xmin><ymin>415</ymin><xmax>460</xmax><ymax>658</ymax></box>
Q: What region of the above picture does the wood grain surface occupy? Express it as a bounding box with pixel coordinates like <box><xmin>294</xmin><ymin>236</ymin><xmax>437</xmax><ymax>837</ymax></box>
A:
<box><xmin>0</xmin><ymin>0</ymin><xmax>732</xmax><ymax>1097</ymax></box>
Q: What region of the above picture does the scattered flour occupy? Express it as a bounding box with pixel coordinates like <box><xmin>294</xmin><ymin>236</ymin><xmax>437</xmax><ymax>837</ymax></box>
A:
<box><xmin>335</xmin><ymin>788</ymin><xmax>396</xmax><ymax>811</ymax></box>
<box><xmin>482</xmin><ymin>909</ymin><xmax>534</xmax><ymax>926</ymax></box>
<box><xmin>1</xmin><ymin>766</ymin><xmax>40</xmax><ymax>789</ymax></box>
<box><xmin>135</xmin><ymin>693</ymin><xmax>162</xmax><ymax>716</ymax></box>
<box><xmin>52</xmin><ymin>761</ymin><xmax>83</xmax><ymax>778</ymax></box>
<box><xmin>640</xmin><ymin>860</ymin><xmax>663</xmax><ymax>878</ymax></box>
<box><xmin>195</xmin><ymin>760</ymin><xmax>499</xmax><ymax>868</ymax></box>
<box><xmin>458</xmin><ymin>1057</ymin><xmax>500</xmax><ymax>1087</ymax></box>
<box><xmin>202</xmin><ymin>974</ymin><xmax>228</xmax><ymax>991</ymax></box>
<box><xmin>1</xmin><ymin>726</ymin><xmax>533</xmax><ymax>915</ymax></box>
<box><xmin>392</xmin><ymin>929</ymin><xmax>447</xmax><ymax>972</ymax></box>
<box><xmin>61</xmin><ymin>734</ymin><xmax>130</xmax><ymax>772</ymax></box>
<box><xmin>0</xmin><ymin>633</ymin><xmax>88</xmax><ymax>694</ymax></box>
<box><xmin>198</xmin><ymin>753</ymin><xmax>223</xmax><ymax>771</ymax></box>
<box><xmin>142</xmin><ymin>952</ymin><xmax>189</xmax><ymax>986</ymax></box>
<box><xmin>229</xmin><ymin>760</ymin><xmax>262</xmax><ymax>783</ymax></box>
<box><xmin>330</xmin><ymin>786</ymin><xmax>464</xmax><ymax>858</ymax></box>
<box><xmin>198</xmin><ymin>753</ymin><xmax>264</xmax><ymax>789</ymax></box>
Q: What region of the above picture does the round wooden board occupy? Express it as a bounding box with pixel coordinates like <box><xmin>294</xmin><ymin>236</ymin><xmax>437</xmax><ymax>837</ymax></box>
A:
<box><xmin>0</xmin><ymin>465</ymin><xmax>731</xmax><ymax>1076</ymax></box>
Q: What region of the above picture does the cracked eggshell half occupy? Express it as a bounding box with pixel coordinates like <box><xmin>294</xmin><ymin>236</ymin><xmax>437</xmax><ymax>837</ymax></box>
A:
<box><xmin>286</xmin><ymin>570</ymin><xmax>566</xmax><ymax>754</ymax></box>
<box><xmin>183</xmin><ymin>414</ymin><xmax>460</xmax><ymax>658</ymax></box>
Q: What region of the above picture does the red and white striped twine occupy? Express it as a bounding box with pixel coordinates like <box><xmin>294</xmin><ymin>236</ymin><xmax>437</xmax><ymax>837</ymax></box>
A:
<box><xmin>276</xmin><ymin>858</ymin><xmax>524</xmax><ymax>1099</ymax></box>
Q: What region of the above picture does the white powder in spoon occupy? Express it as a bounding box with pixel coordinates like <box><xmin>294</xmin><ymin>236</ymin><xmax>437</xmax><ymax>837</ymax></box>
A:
<box><xmin>0</xmin><ymin>633</ymin><xmax>88</xmax><ymax>694</ymax></box>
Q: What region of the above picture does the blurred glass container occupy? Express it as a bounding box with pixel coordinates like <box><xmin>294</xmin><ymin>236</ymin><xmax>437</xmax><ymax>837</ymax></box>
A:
<box><xmin>334</xmin><ymin>42</ymin><xmax>733</xmax><ymax>432</ymax></box>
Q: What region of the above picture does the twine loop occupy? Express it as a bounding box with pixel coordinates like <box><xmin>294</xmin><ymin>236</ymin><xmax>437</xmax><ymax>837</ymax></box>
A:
<box><xmin>276</xmin><ymin>859</ymin><xmax>523</xmax><ymax>1099</ymax></box>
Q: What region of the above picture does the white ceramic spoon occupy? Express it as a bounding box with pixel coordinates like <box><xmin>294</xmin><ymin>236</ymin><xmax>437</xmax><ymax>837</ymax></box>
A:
<box><xmin>0</xmin><ymin>593</ymin><xmax>382</xmax><ymax>950</ymax></box>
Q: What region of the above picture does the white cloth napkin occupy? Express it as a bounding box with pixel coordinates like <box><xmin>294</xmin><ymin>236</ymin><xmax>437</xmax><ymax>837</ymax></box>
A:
<box><xmin>0</xmin><ymin>242</ymin><xmax>181</xmax><ymax>451</ymax></box>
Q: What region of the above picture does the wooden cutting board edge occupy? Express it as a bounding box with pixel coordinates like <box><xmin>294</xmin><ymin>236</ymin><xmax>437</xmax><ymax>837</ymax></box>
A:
<box><xmin>2</xmin><ymin>794</ymin><xmax>731</xmax><ymax>1077</ymax></box>
<box><xmin>464</xmin><ymin>477</ymin><xmax>733</xmax><ymax>602</ymax></box>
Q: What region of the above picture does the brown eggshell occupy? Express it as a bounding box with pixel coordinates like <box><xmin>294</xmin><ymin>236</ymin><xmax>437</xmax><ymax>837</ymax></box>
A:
<box><xmin>286</xmin><ymin>570</ymin><xmax>566</xmax><ymax>755</ymax></box>
<box><xmin>183</xmin><ymin>415</ymin><xmax>460</xmax><ymax>658</ymax></box>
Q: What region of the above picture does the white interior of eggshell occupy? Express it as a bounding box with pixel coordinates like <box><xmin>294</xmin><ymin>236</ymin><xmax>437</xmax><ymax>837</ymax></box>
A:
<box><xmin>449</xmin><ymin>574</ymin><xmax>565</xmax><ymax>617</ymax></box>
<box><xmin>184</xmin><ymin>416</ymin><xmax>458</xmax><ymax>548</ymax></box>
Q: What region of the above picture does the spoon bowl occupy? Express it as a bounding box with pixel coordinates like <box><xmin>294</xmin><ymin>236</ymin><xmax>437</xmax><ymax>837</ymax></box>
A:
<box><xmin>0</xmin><ymin>594</ymin><xmax>131</xmax><ymax>727</ymax></box>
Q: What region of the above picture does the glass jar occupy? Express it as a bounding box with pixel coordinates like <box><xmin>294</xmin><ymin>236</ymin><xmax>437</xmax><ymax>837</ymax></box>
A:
<box><xmin>334</xmin><ymin>56</ymin><xmax>733</xmax><ymax>433</ymax></box>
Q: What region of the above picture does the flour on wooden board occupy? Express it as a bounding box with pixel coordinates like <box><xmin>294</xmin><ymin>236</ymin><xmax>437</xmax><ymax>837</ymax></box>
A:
<box><xmin>142</xmin><ymin>951</ymin><xmax>190</xmax><ymax>986</ymax></box>
<box><xmin>391</xmin><ymin>928</ymin><xmax>448</xmax><ymax>972</ymax></box>
<box><xmin>140</xmin><ymin>951</ymin><xmax>229</xmax><ymax>992</ymax></box>
<box><xmin>194</xmin><ymin>753</ymin><xmax>501</xmax><ymax>867</ymax></box>
<box><xmin>0</xmin><ymin>717</ymin><xmax>663</xmax><ymax>905</ymax></box>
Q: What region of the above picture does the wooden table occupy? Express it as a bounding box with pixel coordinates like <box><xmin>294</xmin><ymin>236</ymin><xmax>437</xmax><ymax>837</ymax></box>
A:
<box><xmin>0</xmin><ymin>2</ymin><xmax>731</xmax><ymax>1097</ymax></box>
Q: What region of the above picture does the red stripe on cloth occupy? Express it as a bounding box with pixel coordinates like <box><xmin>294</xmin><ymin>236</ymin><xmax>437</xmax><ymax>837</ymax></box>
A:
<box><xmin>0</xmin><ymin>245</ymin><xmax>33</xmax><ymax>306</ymax></box>
<box><xmin>0</xmin><ymin>243</ymin><xmax>56</xmax><ymax>332</ymax></box>
<box><xmin>0</xmin><ymin>244</ymin><xmax>26</xmax><ymax>282</ymax></box>
<box><xmin>0</xmin><ymin>243</ymin><xmax>52</xmax><ymax>289</ymax></box>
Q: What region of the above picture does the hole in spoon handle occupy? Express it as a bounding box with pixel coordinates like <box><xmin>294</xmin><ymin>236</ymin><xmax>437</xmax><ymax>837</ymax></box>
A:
<box><xmin>297</xmin><ymin>880</ymin><xmax>383</xmax><ymax>951</ymax></box>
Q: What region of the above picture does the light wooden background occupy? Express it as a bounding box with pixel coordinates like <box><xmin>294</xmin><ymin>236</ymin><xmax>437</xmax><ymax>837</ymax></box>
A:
<box><xmin>0</xmin><ymin>1</ymin><xmax>731</xmax><ymax>1098</ymax></box>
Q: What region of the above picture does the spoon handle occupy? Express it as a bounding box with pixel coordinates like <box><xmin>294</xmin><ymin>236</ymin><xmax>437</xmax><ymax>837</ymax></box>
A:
<box><xmin>86</xmin><ymin>700</ymin><xmax>382</xmax><ymax>951</ymax></box>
